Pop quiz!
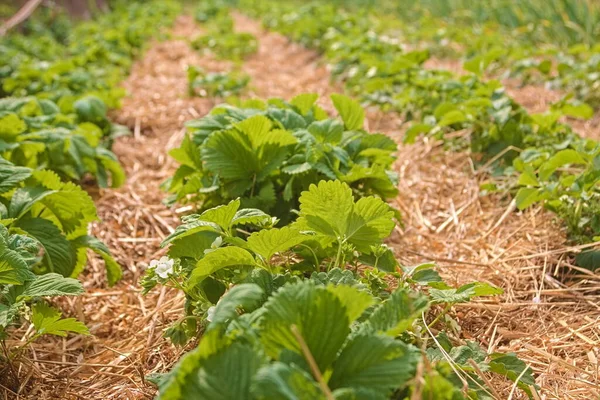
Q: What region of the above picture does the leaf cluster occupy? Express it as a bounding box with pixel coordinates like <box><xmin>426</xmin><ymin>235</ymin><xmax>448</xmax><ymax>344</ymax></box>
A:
<box><xmin>164</xmin><ymin>93</ymin><xmax>398</xmax><ymax>223</ymax></box>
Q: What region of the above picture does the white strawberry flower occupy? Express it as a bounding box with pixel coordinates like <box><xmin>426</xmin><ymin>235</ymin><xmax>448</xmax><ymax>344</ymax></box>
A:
<box><xmin>204</xmin><ymin>236</ymin><xmax>223</xmax><ymax>254</ymax></box>
<box><xmin>149</xmin><ymin>256</ymin><xmax>174</xmax><ymax>279</ymax></box>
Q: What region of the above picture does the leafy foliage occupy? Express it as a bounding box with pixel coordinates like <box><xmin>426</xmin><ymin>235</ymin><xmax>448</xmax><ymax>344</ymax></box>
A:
<box><xmin>164</xmin><ymin>94</ymin><xmax>398</xmax><ymax>222</ymax></box>
<box><xmin>153</xmin><ymin>280</ymin><xmax>536</xmax><ymax>399</ymax></box>
<box><xmin>0</xmin><ymin>224</ymin><xmax>85</xmax><ymax>341</ymax></box>
<box><xmin>239</xmin><ymin>0</ymin><xmax>600</xmax><ymax>268</ymax></box>
<box><xmin>0</xmin><ymin>96</ymin><xmax>124</xmax><ymax>187</ymax></box>
<box><xmin>187</xmin><ymin>66</ymin><xmax>249</xmax><ymax>98</ymax></box>
<box><xmin>0</xmin><ymin>157</ymin><xmax>121</xmax><ymax>285</ymax></box>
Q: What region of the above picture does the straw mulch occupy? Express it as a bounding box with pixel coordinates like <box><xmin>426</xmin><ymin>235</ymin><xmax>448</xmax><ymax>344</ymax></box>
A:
<box><xmin>2</xmin><ymin>13</ymin><xmax>599</xmax><ymax>400</ymax></box>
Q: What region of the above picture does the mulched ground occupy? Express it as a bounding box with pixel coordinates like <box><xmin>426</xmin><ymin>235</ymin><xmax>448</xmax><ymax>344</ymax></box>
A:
<box><xmin>3</xmin><ymin>13</ymin><xmax>599</xmax><ymax>400</ymax></box>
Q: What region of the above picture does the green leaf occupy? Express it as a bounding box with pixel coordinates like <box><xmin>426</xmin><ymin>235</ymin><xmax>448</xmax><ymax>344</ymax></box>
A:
<box><xmin>575</xmin><ymin>250</ymin><xmax>600</xmax><ymax>270</ymax></box>
<box><xmin>291</xmin><ymin>93</ymin><xmax>319</xmax><ymax>116</ymax></box>
<box><xmin>345</xmin><ymin>197</ymin><xmax>395</xmax><ymax>252</ymax></box>
<box><xmin>162</xmin><ymin>215</ymin><xmax>221</xmax><ymax>246</ymax></box>
<box><xmin>489</xmin><ymin>353</ymin><xmax>537</xmax><ymax>398</ymax></box>
<box><xmin>202</xmin><ymin>129</ymin><xmax>256</xmax><ymax>181</ymax></box>
<box><xmin>231</xmin><ymin>208</ymin><xmax>273</xmax><ymax>227</ymax></box>
<box><xmin>208</xmin><ymin>283</ymin><xmax>264</xmax><ymax>330</ymax></box>
<box><xmin>331</xmin><ymin>94</ymin><xmax>364</xmax><ymax>131</ymax></box>
<box><xmin>234</xmin><ymin>114</ymin><xmax>273</xmax><ymax>148</ymax></box>
<box><xmin>74</xmin><ymin>95</ymin><xmax>107</xmax><ymax>123</ymax></box>
<box><xmin>403</xmin><ymin>123</ymin><xmax>432</xmax><ymax>144</ymax></box>
<box><xmin>282</xmin><ymin>162</ymin><xmax>312</xmax><ymax>175</ymax></box>
<box><xmin>429</xmin><ymin>282</ymin><xmax>503</xmax><ymax>304</ymax></box>
<box><xmin>297</xmin><ymin>180</ymin><xmax>354</xmax><ymax>237</ymax></box>
<box><xmin>515</xmin><ymin>187</ymin><xmax>541</xmax><ymax>210</ymax></box>
<box><xmin>327</xmin><ymin>285</ymin><xmax>374</xmax><ymax>322</ymax></box>
<box><xmin>31</xmin><ymin>303</ymin><xmax>89</xmax><ymax>337</ymax></box>
<box><xmin>438</xmin><ymin>110</ymin><xmax>467</xmax><ymax>127</ymax></box>
<box><xmin>559</xmin><ymin>102</ymin><xmax>593</xmax><ymax>120</ymax></box>
<box><xmin>308</xmin><ymin>119</ymin><xmax>344</xmax><ymax>144</ymax></box>
<box><xmin>517</xmin><ymin>169</ymin><xmax>539</xmax><ymax>187</ymax></box>
<box><xmin>198</xmin><ymin>199</ymin><xmax>241</xmax><ymax>231</ymax></box>
<box><xmin>0</xmin><ymin>158</ymin><xmax>31</xmax><ymax>194</ymax></box>
<box><xmin>16</xmin><ymin>217</ymin><xmax>76</xmax><ymax>277</ymax></box>
<box><xmin>252</xmin><ymin>362</ymin><xmax>324</xmax><ymax>399</ymax></box>
<box><xmin>329</xmin><ymin>334</ymin><xmax>419</xmax><ymax>394</ymax></box>
<box><xmin>165</xmin><ymin>341</ymin><xmax>263</xmax><ymax>400</ymax></box>
<box><xmin>539</xmin><ymin>149</ymin><xmax>587</xmax><ymax>180</ymax></box>
<box><xmin>188</xmin><ymin>247</ymin><xmax>257</xmax><ymax>289</ymax></box>
<box><xmin>72</xmin><ymin>236</ymin><xmax>122</xmax><ymax>286</ymax></box>
<box><xmin>363</xmin><ymin>288</ymin><xmax>429</xmax><ymax>336</ymax></box>
<box><xmin>261</xmin><ymin>282</ymin><xmax>350</xmax><ymax>372</ymax></box>
<box><xmin>247</xmin><ymin>226</ymin><xmax>306</xmax><ymax>262</ymax></box>
<box><xmin>20</xmin><ymin>273</ymin><xmax>84</xmax><ymax>299</ymax></box>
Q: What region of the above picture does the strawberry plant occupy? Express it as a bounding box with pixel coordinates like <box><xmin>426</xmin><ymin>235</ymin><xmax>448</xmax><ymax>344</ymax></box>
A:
<box><xmin>0</xmin><ymin>158</ymin><xmax>121</xmax><ymax>285</ymax></box>
<box><xmin>239</xmin><ymin>0</ymin><xmax>600</xmax><ymax>268</ymax></box>
<box><xmin>146</xmin><ymin>177</ymin><xmax>537</xmax><ymax>398</ymax></box>
<box><xmin>164</xmin><ymin>94</ymin><xmax>398</xmax><ymax>222</ymax></box>
<box><xmin>187</xmin><ymin>66</ymin><xmax>249</xmax><ymax>98</ymax></box>
<box><xmin>148</xmin><ymin>272</ymin><xmax>535</xmax><ymax>399</ymax></box>
<box><xmin>0</xmin><ymin>96</ymin><xmax>125</xmax><ymax>188</ymax></box>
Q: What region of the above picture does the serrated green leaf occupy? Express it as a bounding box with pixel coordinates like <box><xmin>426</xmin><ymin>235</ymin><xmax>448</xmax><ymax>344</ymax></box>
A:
<box><xmin>489</xmin><ymin>353</ymin><xmax>537</xmax><ymax>398</ymax></box>
<box><xmin>429</xmin><ymin>282</ymin><xmax>503</xmax><ymax>304</ymax></box>
<box><xmin>327</xmin><ymin>285</ymin><xmax>373</xmax><ymax>322</ymax></box>
<box><xmin>297</xmin><ymin>180</ymin><xmax>354</xmax><ymax>237</ymax></box>
<box><xmin>247</xmin><ymin>226</ymin><xmax>306</xmax><ymax>262</ymax></box>
<box><xmin>32</xmin><ymin>302</ymin><xmax>89</xmax><ymax>337</ymax></box>
<box><xmin>261</xmin><ymin>282</ymin><xmax>350</xmax><ymax>372</ymax></box>
<box><xmin>19</xmin><ymin>273</ymin><xmax>83</xmax><ymax>299</ymax></box>
<box><xmin>329</xmin><ymin>334</ymin><xmax>419</xmax><ymax>394</ymax></box>
<box><xmin>364</xmin><ymin>288</ymin><xmax>429</xmax><ymax>336</ymax></box>
<box><xmin>331</xmin><ymin>94</ymin><xmax>364</xmax><ymax>131</ymax></box>
<box><xmin>290</xmin><ymin>93</ymin><xmax>319</xmax><ymax>116</ymax></box>
<box><xmin>188</xmin><ymin>247</ymin><xmax>257</xmax><ymax>289</ymax></box>
<box><xmin>231</xmin><ymin>208</ymin><xmax>273</xmax><ymax>227</ymax></box>
<box><xmin>0</xmin><ymin>158</ymin><xmax>31</xmax><ymax>194</ymax></box>
<box><xmin>16</xmin><ymin>217</ymin><xmax>76</xmax><ymax>276</ymax></box>
<box><xmin>198</xmin><ymin>199</ymin><xmax>241</xmax><ymax>231</ymax></box>
<box><xmin>252</xmin><ymin>362</ymin><xmax>324</xmax><ymax>399</ymax></box>
<box><xmin>208</xmin><ymin>283</ymin><xmax>264</xmax><ymax>330</ymax></box>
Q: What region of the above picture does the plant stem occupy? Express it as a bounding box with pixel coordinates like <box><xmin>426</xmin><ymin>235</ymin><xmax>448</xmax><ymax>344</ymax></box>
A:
<box><xmin>290</xmin><ymin>325</ymin><xmax>334</xmax><ymax>400</ymax></box>
<box><xmin>427</xmin><ymin>303</ymin><xmax>453</xmax><ymax>330</ymax></box>
<box><xmin>332</xmin><ymin>239</ymin><xmax>344</xmax><ymax>271</ymax></box>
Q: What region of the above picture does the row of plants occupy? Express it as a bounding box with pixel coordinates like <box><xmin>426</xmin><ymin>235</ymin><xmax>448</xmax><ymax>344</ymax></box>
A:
<box><xmin>186</xmin><ymin>1</ymin><xmax>255</xmax><ymax>99</ymax></box>
<box><xmin>148</xmin><ymin>94</ymin><xmax>538</xmax><ymax>399</ymax></box>
<box><xmin>316</xmin><ymin>0</ymin><xmax>600</xmax><ymax>112</ymax></box>
<box><xmin>236</xmin><ymin>0</ymin><xmax>600</xmax><ymax>269</ymax></box>
<box><xmin>0</xmin><ymin>0</ymin><xmax>180</xmax><ymax>367</ymax></box>
<box><xmin>385</xmin><ymin>8</ymin><xmax>600</xmax><ymax>111</ymax></box>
